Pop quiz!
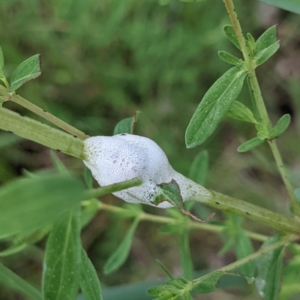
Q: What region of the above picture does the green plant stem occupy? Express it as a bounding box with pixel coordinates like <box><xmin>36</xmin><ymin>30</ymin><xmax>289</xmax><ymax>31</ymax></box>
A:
<box><xmin>0</xmin><ymin>263</ymin><xmax>43</xmax><ymax>300</ymax></box>
<box><xmin>0</xmin><ymin>85</ymin><xmax>89</xmax><ymax>140</ymax></box>
<box><xmin>0</xmin><ymin>77</ymin><xmax>10</xmax><ymax>89</ymax></box>
<box><xmin>268</xmin><ymin>139</ymin><xmax>300</xmax><ymax>211</ymax></box>
<box><xmin>94</xmin><ymin>201</ymin><xmax>266</xmax><ymax>243</ymax></box>
<box><xmin>0</xmin><ymin>107</ymin><xmax>85</xmax><ymax>159</ymax></box>
<box><xmin>203</xmin><ymin>190</ymin><xmax>300</xmax><ymax>234</ymax></box>
<box><xmin>86</xmin><ymin>178</ymin><xmax>143</xmax><ymax>198</ymax></box>
<box><xmin>91</xmin><ymin>199</ymin><xmax>300</xmax><ymax>250</ymax></box>
<box><xmin>223</xmin><ymin>0</ymin><xmax>300</xmax><ymax>216</ymax></box>
<box><xmin>192</xmin><ymin>234</ymin><xmax>298</xmax><ymax>287</ymax></box>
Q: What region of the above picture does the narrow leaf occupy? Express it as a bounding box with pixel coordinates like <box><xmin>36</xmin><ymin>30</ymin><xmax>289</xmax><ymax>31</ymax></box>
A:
<box><xmin>255</xmin><ymin>25</ymin><xmax>279</xmax><ymax>66</ymax></box>
<box><xmin>237</xmin><ymin>137</ymin><xmax>264</xmax><ymax>152</ymax></box>
<box><xmin>43</xmin><ymin>208</ymin><xmax>81</xmax><ymax>300</ymax></box>
<box><xmin>156</xmin><ymin>260</ymin><xmax>174</xmax><ymax>279</ymax></box>
<box><xmin>0</xmin><ymin>174</ymin><xmax>85</xmax><ymax>236</ymax></box>
<box><xmin>260</xmin><ymin>0</ymin><xmax>300</xmax><ymax>15</ymax></box>
<box><xmin>226</xmin><ymin>101</ymin><xmax>257</xmax><ymax>123</ymax></box>
<box><xmin>270</xmin><ymin>114</ymin><xmax>291</xmax><ymax>139</ymax></box>
<box><xmin>9</xmin><ymin>54</ymin><xmax>42</xmax><ymax>92</ymax></box>
<box><xmin>104</xmin><ymin>217</ymin><xmax>139</xmax><ymax>274</ymax></box>
<box><xmin>81</xmin><ymin>198</ymin><xmax>100</xmax><ymax>228</ymax></box>
<box><xmin>0</xmin><ymin>263</ymin><xmax>42</xmax><ymax>300</ymax></box>
<box><xmin>255</xmin><ymin>25</ymin><xmax>278</xmax><ymax>54</ymax></box>
<box><xmin>224</xmin><ymin>25</ymin><xmax>241</xmax><ymax>50</ymax></box>
<box><xmin>154</xmin><ymin>180</ymin><xmax>184</xmax><ymax>209</ymax></box>
<box><xmin>113</xmin><ymin>111</ymin><xmax>140</xmax><ymax>135</ymax></box>
<box><xmin>50</xmin><ymin>150</ymin><xmax>67</xmax><ymax>173</ymax></box>
<box><xmin>236</xmin><ymin>231</ymin><xmax>255</xmax><ymax>277</ymax></box>
<box><xmin>218</xmin><ymin>51</ymin><xmax>241</xmax><ymax>66</ymax></box>
<box><xmin>280</xmin><ymin>255</ymin><xmax>300</xmax><ymax>300</ymax></box>
<box><xmin>185</xmin><ymin>67</ymin><xmax>247</xmax><ymax>148</ymax></box>
<box><xmin>193</xmin><ymin>271</ymin><xmax>223</xmax><ymax>294</ymax></box>
<box><xmin>247</xmin><ymin>33</ymin><xmax>256</xmax><ymax>45</ymax></box>
<box><xmin>256</xmin><ymin>122</ymin><xmax>270</xmax><ymax>140</ymax></box>
<box><xmin>255</xmin><ymin>42</ymin><xmax>279</xmax><ymax>66</ymax></box>
<box><xmin>257</xmin><ymin>132</ymin><xmax>269</xmax><ymax>140</ymax></box>
<box><xmin>80</xmin><ymin>248</ymin><xmax>103</xmax><ymax>300</ymax></box>
<box><xmin>179</xmin><ymin>231</ymin><xmax>193</xmax><ymax>280</ymax></box>
<box><xmin>188</xmin><ymin>150</ymin><xmax>209</xmax><ymax>185</ymax></box>
<box><xmin>255</xmin><ymin>234</ymin><xmax>285</xmax><ymax>300</ymax></box>
<box><xmin>0</xmin><ymin>226</ymin><xmax>50</xmax><ymax>257</ymax></box>
<box><xmin>84</xmin><ymin>167</ymin><xmax>94</xmax><ymax>189</ymax></box>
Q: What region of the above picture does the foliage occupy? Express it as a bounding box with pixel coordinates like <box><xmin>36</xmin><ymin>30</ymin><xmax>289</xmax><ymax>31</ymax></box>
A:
<box><xmin>0</xmin><ymin>1</ymin><xmax>300</xmax><ymax>300</ymax></box>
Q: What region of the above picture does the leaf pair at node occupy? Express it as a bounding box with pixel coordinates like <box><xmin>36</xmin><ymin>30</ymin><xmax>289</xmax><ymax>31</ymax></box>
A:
<box><xmin>238</xmin><ymin>114</ymin><xmax>291</xmax><ymax>152</ymax></box>
<box><xmin>221</xmin><ymin>25</ymin><xmax>279</xmax><ymax>67</ymax></box>
<box><xmin>0</xmin><ymin>44</ymin><xmax>42</xmax><ymax>93</ymax></box>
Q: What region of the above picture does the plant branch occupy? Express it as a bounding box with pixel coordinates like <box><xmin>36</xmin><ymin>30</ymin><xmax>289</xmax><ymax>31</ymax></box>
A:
<box><xmin>0</xmin><ymin>107</ymin><xmax>85</xmax><ymax>159</ymax></box>
<box><xmin>0</xmin><ymin>85</ymin><xmax>89</xmax><ymax>140</ymax></box>
<box><xmin>223</xmin><ymin>0</ymin><xmax>300</xmax><ymax>216</ymax></box>
<box><xmin>192</xmin><ymin>234</ymin><xmax>298</xmax><ymax>287</ymax></box>
<box><xmin>97</xmin><ymin>201</ymin><xmax>267</xmax><ymax>242</ymax></box>
<box><xmin>201</xmin><ymin>190</ymin><xmax>300</xmax><ymax>234</ymax></box>
<box><xmin>268</xmin><ymin>139</ymin><xmax>300</xmax><ymax>213</ymax></box>
<box><xmin>86</xmin><ymin>198</ymin><xmax>300</xmax><ymax>250</ymax></box>
<box><xmin>86</xmin><ymin>178</ymin><xmax>143</xmax><ymax>198</ymax></box>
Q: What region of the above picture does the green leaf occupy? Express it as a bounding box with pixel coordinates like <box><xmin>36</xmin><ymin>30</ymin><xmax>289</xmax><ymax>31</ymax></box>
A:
<box><xmin>256</xmin><ymin>122</ymin><xmax>270</xmax><ymax>140</ymax></box>
<box><xmin>113</xmin><ymin>111</ymin><xmax>140</xmax><ymax>135</ymax></box>
<box><xmin>0</xmin><ymin>173</ymin><xmax>85</xmax><ymax>236</ymax></box>
<box><xmin>0</xmin><ymin>263</ymin><xmax>43</xmax><ymax>300</ymax></box>
<box><xmin>43</xmin><ymin>208</ymin><xmax>81</xmax><ymax>300</ymax></box>
<box><xmin>270</xmin><ymin>114</ymin><xmax>291</xmax><ymax>139</ymax></box>
<box><xmin>188</xmin><ymin>150</ymin><xmax>209</xmax><ymax>186</ymax></box>
<box><xmin>8</xmin><ymin>54</ymin><xmax>42</xmax><ymax>92</ymax></box>
<box><xmin>221</xmin><ymin>214</ymin><xmax>254</xmax><ymax>279</ymax></box>
<box><xmin>81</xmin><ymin>198</ymin><xmax>100</xmax><ymax>228</ymax></box>
<box><xmin>104</xmin><ymin>217</ymin><xmax>140</xmax><ymax>274</ymax></box>
<box><xmin>226</xmin><ymin>101</ymin><xmax>257</xmax><ymax>123</ymax></box>
<box><xmin>147</xmin><ymin>285</ymin><xmax>166</xmax><ymax>297</ymax></box>
<box><xmin>260</xmin><ymin>0</ymin><xmax>300</xmax><ymax>15</ymax></box>
<box><xmin>185</xmin><ymin>67</ymin><xmax>247</xmax><ymax>148</ymax></box>
<box><xmin>80</xmin><ymin>248</ymin><xmax>103</xmax><ymax>300</ymax></box>
<box><xmin>0</xmin><ymin>226</ymin><xmax>50</xmax><ymax>257</ymax></box>
<box><xmin>237</xmin><ymin>137</ymin><xmax>265</xmax><ymax>152</ymax></box>
<box><xmin>50</xmin><ymin>150</ymin><xmax>67</xmax><ymax>173</ymax></box>
<box><xmin>154</xmin><ymin>180</ymin><xmax>184</xmax><ymax>209</ymax></box>
<box><xmin>236</xmin><ymin>231</ymin><xmax>255</xmax><ymax>278</ymax></box>
<box><xmin>280</xmin><ymin>255</ymin><xmax>300</xmax><ymax>300</ymax></box>
<box><xmin>255</xmin><ymin>234</ymin><xmax>285</xmax><ymax>300</ymax></box>
<box><xmin>193</xmin><ymin>271</ymin><xmax>223</xmax><ymax>294</ymax></box>
<box><xmin>219</xmin><ymin>236</ymin><xmax>235</xmax><ymax>255</ymax></box>
<box><xmin>255</xmin><ymin>25</ymin><xmax>279</xmax><ymax>66</ymax></box>
<box><xmin>247</xmin><ymin>33</ymin><xmax>256</xmax><ymax>45</ymax></box>
<box><xmin>218</xmin><ymin>51</ymin><xmax>241</xmax><ymax>66</ymax></box>
<box><xmin>84</xmin><ymin>167</ymin><xmax>94</xmax><ymax>189</ymax></box>
<box><xmin>255</xmin><ymin>42</ymin><xmax>279</xmax><ymax>66</ymax></box>
<box><xmin>179</xmin><ymin>231</ymin><xmax>193</xmax><ymax>280</ymax></box>
<box><xmin>256</xmin><ymin>26</ymin><xmax>277</xmax><ymax>53</ymax></box>
<box><xmin>224</xmin><ymin>25</ymin><xmax>241</xmax><ymax>50</ymax></box>
<box><xmin>156</xmin><ymin>260</ymin><xmax>174</xmax><ymax>280</ymax></box>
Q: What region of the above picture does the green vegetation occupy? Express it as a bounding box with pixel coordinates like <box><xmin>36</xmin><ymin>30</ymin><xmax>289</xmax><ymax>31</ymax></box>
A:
<box><xmin>1</xmin><ymin>0</ymin><xmax>300</xmax><ymax>299</ymax></box>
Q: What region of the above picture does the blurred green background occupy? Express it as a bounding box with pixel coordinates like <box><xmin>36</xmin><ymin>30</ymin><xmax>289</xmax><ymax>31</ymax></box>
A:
<box><xmin>0</xmin><ymin>0</ymin><xmax>300</xmax><ymax>299</ymax></box>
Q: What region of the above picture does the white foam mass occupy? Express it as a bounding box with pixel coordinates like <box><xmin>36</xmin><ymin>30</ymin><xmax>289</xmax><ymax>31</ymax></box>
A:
<box><xmin>83</xmin><ymin>134</ymin><xmax>211</xmax><ymax>208</ymax></box>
